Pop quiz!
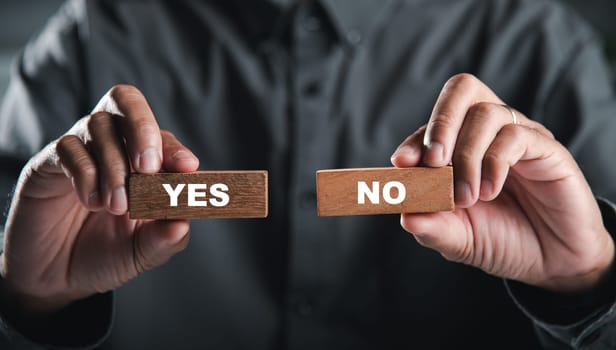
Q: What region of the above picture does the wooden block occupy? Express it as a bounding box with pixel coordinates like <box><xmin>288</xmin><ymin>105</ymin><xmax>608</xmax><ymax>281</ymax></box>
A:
<box><xmin>128</xmin><ymin>171</ymin><xmax>268</xmax><ymax>219</ymax></box>
<box><xmin>316</xmin><ymin>167</ymin><xmax>453</xmax><ymax>216</ymax></box>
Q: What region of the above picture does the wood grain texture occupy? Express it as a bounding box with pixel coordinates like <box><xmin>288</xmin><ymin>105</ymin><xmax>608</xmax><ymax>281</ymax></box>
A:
<box><xmin>316</xmin><ymin>167</ymin><xmax>453</xmax><ymax>216</ymax></box>
<box><xmin>128</xmin><ymin>171</ymin><xmax>268</xmax><ymax>219</ymax></box>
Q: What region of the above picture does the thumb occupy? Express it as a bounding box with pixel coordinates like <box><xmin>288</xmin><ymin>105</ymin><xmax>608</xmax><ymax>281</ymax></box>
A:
<box><xmin>390</xmin><ymin>125</ymin><xmax>426</xmax><ymax>168</ymax></box>
<box><xmin>401</xmin><ymin>211</ymin><xmax>472</xmax><ymax>263</ymax></box>
<box><xmin>133</xmin><ymin>220</ymin><xmax>191</xmax><ymax>274</ymax></box>
<box><xmin>161</xmin><ymin>130</ymin><xmax>199</xmax><ymax>172</ymax></box>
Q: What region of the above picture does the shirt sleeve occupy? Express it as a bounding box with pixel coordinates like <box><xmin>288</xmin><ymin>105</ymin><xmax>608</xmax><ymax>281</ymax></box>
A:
<box><xmin>0</xmin><ymin>0</ymin><xmax>92</xmax><ymax>212</ymax></box>
<box><xmin>0</xmin><ymin>281</ymin><xmax>114</xmax><ymax>350</ymax></box>
<box><xmin>506</xmin><ymin>8</ymin><xmax>616</xmax><ymax>346</ymax></box>
<box><xmin>507</xmin><ymin>199</ymin><xmax>616</xmax><ymax>349</ymax></box>
<box><xmin>0</xmin><ymin>0</ymin><xmax>113</xmax><ymax>348</ymax></box>
<box><xmin>534</xmin><ymin>16</ymin><xmax>616</xmax><ymax>204</ymax></box>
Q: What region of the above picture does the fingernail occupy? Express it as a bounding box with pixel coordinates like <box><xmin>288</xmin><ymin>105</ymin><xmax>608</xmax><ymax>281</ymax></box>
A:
<box><xmin>139</xmin><ymin>148</ymin><xmax>161</xmax><ymax>173</ymax></box>
<box><xmin>425</xmin><ymin>142</ymin><xmax>445</xmax><ymax>164</ymax></box>
<box><xmin>110</xmin><ymin>186</ymin><xmax>127</xmax><ymax>213</ymax></box>
<box><xmin>391</xmin><ymin>145</ymin><xmax>418</xmax><ymax>163</ymax></box>
<box><xmin>172</xmin><ymin>150</ymin><xmax>195</xmax><ymax>161</ymax></box>
<box><xmin>480</xmin><ymin>180</ymin><xmax>493</xmax><ymax>198</ymax></box>
<box><xmin>88</xmin><ymin>191</ymin><xmax>100</xmax><ymax>207</ymax></box>
<box><xmin>455</xmin><ymin>181</ymin><xmax>471</xmax><ymax>205</ymax></box>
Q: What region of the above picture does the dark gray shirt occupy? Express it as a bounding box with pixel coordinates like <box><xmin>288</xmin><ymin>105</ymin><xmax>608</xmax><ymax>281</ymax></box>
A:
<box><xmin>2</xmin><ymin>0</ymin><xmax>616</xmax><ymax>349</ymax></box>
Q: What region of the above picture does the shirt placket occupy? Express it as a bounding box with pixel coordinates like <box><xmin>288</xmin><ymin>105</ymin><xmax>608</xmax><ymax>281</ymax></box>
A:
<box><xmin>286</xmin><ymin>3</ymin><xmax>345</xmax><ymax>348</ymax></box>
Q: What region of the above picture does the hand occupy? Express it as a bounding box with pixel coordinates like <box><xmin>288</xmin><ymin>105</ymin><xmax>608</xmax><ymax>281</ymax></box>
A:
<box><xmin>1</xmin><ymin>85</ymin><xmax>199</xmax><ymax>316</ymax></box>
<box><xmin>391</xmin><ymin>74</ymin><xmax>614</xmax><ymax>293</ymax></box>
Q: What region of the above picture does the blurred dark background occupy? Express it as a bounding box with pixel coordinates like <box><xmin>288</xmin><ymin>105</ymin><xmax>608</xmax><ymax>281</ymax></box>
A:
<box><xmin>0</xmin><ymin>0</ymin><xmax>64</xmax><ymax>98</ymax></box>
<box><xmin>0</xmin><ymin>0</ymin><xmax>615</xmax><ymax>104</ymax></box>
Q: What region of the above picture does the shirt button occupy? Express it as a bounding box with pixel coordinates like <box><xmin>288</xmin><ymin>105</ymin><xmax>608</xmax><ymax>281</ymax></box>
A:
<box><xmin>299</xmin><ymin>191</ymin><xmax>316</xmax><ymax>209</ymax></box>
<box><xmin>347</xmin><ymin>29</ymin><xmax>362</xmax><ymax>45</ymax></box>
<box><xmin>302</xmin><ymin>80</ymin><xmax>321</xmax><ymax>97</ymax></box>
<box><xmin>301</xmin><ymin>16</ymin><xmax>321</xmax><ymax>32</ymax></box>
<box><xmin>294</xmin><ymin>298</ymin><xmax>314</xmax><ymax>317</ymax></box>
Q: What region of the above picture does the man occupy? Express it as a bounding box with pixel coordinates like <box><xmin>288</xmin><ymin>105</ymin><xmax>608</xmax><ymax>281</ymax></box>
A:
<box><xmin>1</xmin><ymin>0</ymin><xmax>616</xmax><ymax>348</ymax></box>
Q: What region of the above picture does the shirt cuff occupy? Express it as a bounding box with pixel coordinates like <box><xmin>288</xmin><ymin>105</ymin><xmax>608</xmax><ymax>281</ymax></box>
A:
<box><xmin>0</xmin><ymin>290</ymin><xmax>114</xmax><ymax>350</ymax></box>
<box><xmin>505</xmin><ymin>197</ymin><xmax>616</xmax><ymax>348</ymax></box>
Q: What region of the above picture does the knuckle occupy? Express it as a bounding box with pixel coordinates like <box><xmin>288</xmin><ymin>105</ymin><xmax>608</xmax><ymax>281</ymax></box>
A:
<box><xmin>502</xmin><ymin>124</ymin><xmax>525</xmax><ymax>142</ymax></box>
<box><xmin>99</xmin><ymin>152</ymin><xmax>129</xmax><ymax>187</ymax></box>
<box><xmin>482</xmin><ymin>153</ymin><xmax>506</xmax><ymax>177</ymax></box>
<box><xmin>536</xmin><ymin>124</ymin><xmax>555</xmax><ymax>139</ymax></box>
<box><xmin>78</xmin><ymin>162</ymin><xmax>97</xmax><ymax>180</ymax></box>
<box><xmin>132</xmin><ymin>119</ymin><xmax>159</xmax><ymax>137</ymax></box>
<box><xmin>56</xmin><ymin>135</ymin><xmax>80</xmax><ymax>153</ymax></box>
<box><xmin>453</xmin><ymin>149</ymin><xmax>478</xmax><ymax>166</ymax></box>
<box><xmin>107</xmin><ymin>168</ymin><xmax>129</xmax><ymax>187</ymax></box>
<box><xmin>530</xmin><ymin>122</ymin><xmax>554</xmax><ymax>139</ymax></box>
<box><xmin>428</xmin><ymin>116</ymin><xmax>455</xmax><ymax>135</ymax></box>
<box><xmin>106</xmin><ymin>157</ymin><xmax>129</xmax><ymax>174</ymax></box>
<box><xmin>87</xmin><ymin>112</ymin><xmax>113</xmax><ymax>132</ymax></box>
<box><xmin>72</xmin><ymin>151</ymin><xmax>96</xmax><ymax>175</ymax></box>
<box><xmin>468</xmin><ymin>102</ymin><xmax>498</xmax><ymax>121</ymax></box>
<box><xmin>541</xmin><ymin>128</ymin><xmax>555</xmax><ymax>140</ymax></box>
<box><xmin>482</xmin><ymin>151</ymin><xmax>502</xmax><ymax>167</ymax></box>
<box><xmin>529</xmin><ymin>126</ymin><xmax>546</xmax><ymax>139</ymax></box>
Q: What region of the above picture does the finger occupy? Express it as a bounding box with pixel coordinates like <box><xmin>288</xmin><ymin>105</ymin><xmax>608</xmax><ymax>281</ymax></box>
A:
<box><xmin>423</xmin><ymin>74</ymin><xmax>502</xmax><ymax>167</ymax></box>
<box><xmin>56</xmin><ymin>135</ymin><xmax>102</xmax><ymax>210</ymax></box>
<box><xmin>401</xmin><ymin>210</ymin><xmax>472</xmax><ymax>264</ymax></box>
<box><xmin>133</xmin><ymin>220</ymin><xmax>191</xmax><ymax>274</ymax></box>
<box><xmin>94</xmin><ymin>85</ymin><xmax>162</xmax><ymax>174</ymax></box>
<box><xmin>390</xmin><ymin>125</ymin><xmax>426</xmax><ymax>168</ymax></box>
<box><xmin>87</xmin><ymin>112</ymin><xmax>130</xmax><ymax>215</ymax></box>
<box><xmin>524</xmin><ymin>118</ymin><xmax>555</xmax><ymax>139</ymax></box>
<box><xmin>452</xmin><ymin>103</ymin><xmax>529</xmax><ymax>207</ymax></box>
<box><xmin>480</xmin><ymin>124</ymin><xmax>572</xmax><ymax>201</ymax></box>
<box><xmin>492</xmin><ymin>105</ymin><xmax>554</xmax><ymax>140</ymax></box>
<box><xmin>161</xmin><ymin>130</ymin><xmax>199</xmax><ymax>172</ymax></box>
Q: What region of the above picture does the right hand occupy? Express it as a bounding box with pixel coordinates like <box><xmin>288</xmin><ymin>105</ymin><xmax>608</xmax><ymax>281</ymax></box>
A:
<box><xmin>0</xmin><ymin>85</ymin><xmax>199</xmax><ymax>316</ymax></box>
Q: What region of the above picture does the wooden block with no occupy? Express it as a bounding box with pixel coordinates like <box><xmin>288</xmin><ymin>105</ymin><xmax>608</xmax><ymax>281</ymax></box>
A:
<box><xmin>316</xmin><ymin>167</ymin><xmax>453</xmax><ymax>216</ymax></box>
<box><xmin>128</xmin><ymin>171</ymin><xmax>268</xmax><ymax>219</ymax></box>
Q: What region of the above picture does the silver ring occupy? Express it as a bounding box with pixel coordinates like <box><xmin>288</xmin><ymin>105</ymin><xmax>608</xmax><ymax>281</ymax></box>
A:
<box><xmin>502</xmin><ymin>104</ymin><xmax>519</xmax><ymax>125</ymax></box>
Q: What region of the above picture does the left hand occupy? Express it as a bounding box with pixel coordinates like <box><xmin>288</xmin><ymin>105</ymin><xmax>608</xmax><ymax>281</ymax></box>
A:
<box><xmin>391</xmin><ymin>73</ymin><xmax>614</xmax><ymax>293</ymax></box>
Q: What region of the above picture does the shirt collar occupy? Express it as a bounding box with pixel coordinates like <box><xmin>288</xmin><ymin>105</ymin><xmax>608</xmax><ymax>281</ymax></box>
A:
<box><xmin>231</xmin><ymin>0</ymin><xmax>398</xmax><ymax>46</ymax></box>
<box><xmin>318</xmin><ymin>0</ymin><xmax>398</xmax><ymax>45</ymax></box>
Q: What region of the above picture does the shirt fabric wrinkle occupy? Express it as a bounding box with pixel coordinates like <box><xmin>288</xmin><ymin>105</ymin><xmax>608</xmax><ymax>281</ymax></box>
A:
<box><xmin>1</xmin><ymin>0</ymin><xmax>616</xmax><ymax>349</ymax></box>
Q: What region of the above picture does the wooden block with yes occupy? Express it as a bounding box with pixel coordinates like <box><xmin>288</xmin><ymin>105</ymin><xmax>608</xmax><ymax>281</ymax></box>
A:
<box><xmin>316</xmin><ymin>167</ymin><xmax>454</xmax><ymax>216</ymax></box>
<box><xmin>128</xmin><ymin>171</ymin><xmax>268</xmax><ymax>219</ymax></box>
